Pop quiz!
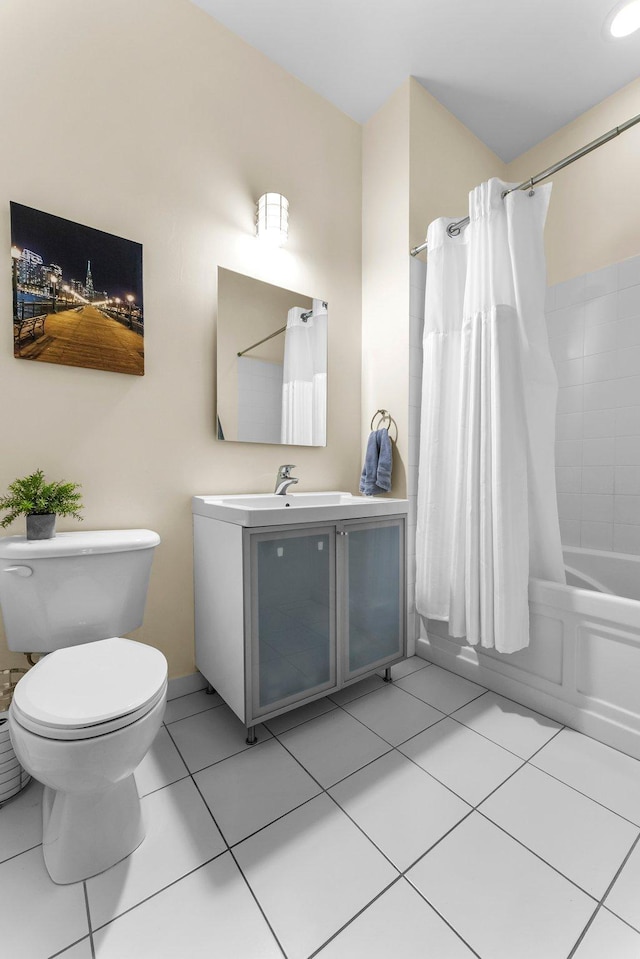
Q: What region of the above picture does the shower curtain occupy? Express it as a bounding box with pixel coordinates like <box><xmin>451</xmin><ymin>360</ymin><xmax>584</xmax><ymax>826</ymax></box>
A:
<box><xmin>416</xmin><ymin>178</ymin><xmax>564</xmax><ymax>654</ymax></box>
<box><xmin>281</xmin><ymin>300</ymin><xmax>327</xmax><ymax>445</ymax></box>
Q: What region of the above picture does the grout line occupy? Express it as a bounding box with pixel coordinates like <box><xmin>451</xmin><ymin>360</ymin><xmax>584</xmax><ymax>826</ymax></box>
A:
<box><xmin>527</xmin><ymin>756</ymin><xmax>640</xmax><ymax>829</ymax></box>
<box><xmin>473</xmin><ymin>808</ymin><xmax>599</xmax><ymax>904</ymax></box>
<box><xmin>445</xmin><ymin>711</ymin><xmax>556</xmax><ymax>761</ymax></box>
<box><xmin>564</xmin><ymin>901</ymin><xmax>604</xmax><ymax>959</ymax></box>
<box><xmin>163</xmin><ymin>699</ymin><xmax>225</xmax><ymax>728</ymax></box>
<box><xmin>0</xmin><ymin>840</ymin><xmax>43</xmax><ymax>867</ymax></box>
<box><xmin>83</xmin><ymin>881</ymin><xmax>96</xmax><ymax>959</ymax></box>
<box><xmin>270</xmin><ymin>727</ymin><xmax>401</xmax><ymax>875</ymax></box>
<box><xmin>163</xmin><ymin>713</ymin><xmax>274</xmax><ymax>776</ymax></box>
<box><xmin>566</xmin><ymin>832</ymin><xmax>640</xmax><ymax>957</ymax></box>
<box><xmin>226</xmin><ymin>846</ymin><xmax>288</xmax><ymax>959</ymax></box>
<box><xmin>47</xmin><ymin>934</ymin><xmax>94</xmax><ymax>959</ymax></box>
<box><xmin>403</xmin><ymin>873</ymin><xmax>484</xmax><ymax>959</ymax></box>
<box><xmin>305</xmin><ymin>876</ymin><xmax>405</xmax><ymax>959</ymax></box>
<box><xmin>601</xmin><ymin>903</ymin><xmax>640</xmax><ymax>938</ymax></box>
<box><xmin>88</xmin><ymin>853</ymin><xmax>229</xmax><ymax>935</ymax></box>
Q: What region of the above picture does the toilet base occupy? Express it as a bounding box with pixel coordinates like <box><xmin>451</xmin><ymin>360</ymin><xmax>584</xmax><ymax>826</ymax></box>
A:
<box><xmin>42</xmin><ymin>773</ymin><xmax>145</xmax><ymax>884</ymax></box>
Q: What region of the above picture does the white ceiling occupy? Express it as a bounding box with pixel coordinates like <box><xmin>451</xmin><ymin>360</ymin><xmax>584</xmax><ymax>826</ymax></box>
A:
<box><xmin>190</xmin><ymin>0</ymin><xmax>640</xmax><ymax>161</ymax></box>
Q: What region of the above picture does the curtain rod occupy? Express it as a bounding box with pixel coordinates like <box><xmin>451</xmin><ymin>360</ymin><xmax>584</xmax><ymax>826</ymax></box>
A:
<box><xmin>410</xmin><ymin>111</ymin><xmax>640</xmax><ymax>257</ymax></box>
<box><xmin>237</xmin><ymin>302</ymin><xmax>327</xmax><ymax>357</ymax></box>
<box><xmin>237</xmin><ymin>323</ymin><xmax>286</xmax><ymax>357</ymax></box>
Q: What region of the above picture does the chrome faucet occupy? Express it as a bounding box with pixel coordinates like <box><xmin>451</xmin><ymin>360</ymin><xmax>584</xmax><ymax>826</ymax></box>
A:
<box><xmin>274</xmin><ymin>464</ymin><xmax>299</xmax><ymax>495</ymax></box>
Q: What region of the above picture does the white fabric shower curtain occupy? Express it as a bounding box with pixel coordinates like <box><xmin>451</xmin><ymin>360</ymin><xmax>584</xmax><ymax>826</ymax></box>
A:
<box><xmin>281</xmin><ymin>300</ymin><xmax>327</xmax><ymax>445</ymax></box>
<box><xmin>416</xmin><ymin>178</ymin><xmax>564</xmax><ymax>654</ymax></box>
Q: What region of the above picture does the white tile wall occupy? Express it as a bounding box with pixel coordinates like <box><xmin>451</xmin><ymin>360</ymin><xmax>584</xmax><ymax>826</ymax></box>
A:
<box><xmin>237</xmin><ymin>356</ymin><xmax>283</xmax><ymax>444</ymax></box>
<box><xmin>547</xmin><ymin>253</ymin><xmax>640</xmax><ymax>555</ymax></box>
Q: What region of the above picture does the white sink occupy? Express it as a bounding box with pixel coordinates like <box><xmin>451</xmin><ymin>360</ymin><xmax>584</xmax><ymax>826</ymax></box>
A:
<box><xmin>192</xmin><ymin>491</ymin><xmax>408</xmax><ymax>527</ymax></box>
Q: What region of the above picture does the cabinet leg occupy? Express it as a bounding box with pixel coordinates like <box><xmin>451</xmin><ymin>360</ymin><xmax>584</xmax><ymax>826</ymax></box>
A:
<box><xmin>383</xmin><ymin>667</ymin><xmax>393</xmax><ymax>683</ymax></box>
<box><xmin>205</xmin><ymin>684</ymin><xmax>216</xmax><ymax>695</ymax></box>
<box><xmin>246</xmin><ymin>726</ymin><xmax>258</xmax><ymax>745</ymax></box>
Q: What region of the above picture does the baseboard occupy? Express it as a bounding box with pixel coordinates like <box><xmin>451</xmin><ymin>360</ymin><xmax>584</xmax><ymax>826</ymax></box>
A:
<box><xmin>167</xmin><ymin>671</ymin><xmax>208</xmax><ymax>701</ymax></box>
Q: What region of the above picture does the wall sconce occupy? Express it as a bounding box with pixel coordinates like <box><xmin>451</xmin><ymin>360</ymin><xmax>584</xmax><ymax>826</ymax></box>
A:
<box><xmin>256</xmin><ymin>193</ymin><xmax>289</xmax><ymax>246</ymax></box>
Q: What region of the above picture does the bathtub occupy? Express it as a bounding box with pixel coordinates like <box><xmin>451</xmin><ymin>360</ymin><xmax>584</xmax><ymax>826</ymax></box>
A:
<box><xmin>417</xmin><ymin>546</ymin><xmax>640</xmax><ymax>760</ymax></box>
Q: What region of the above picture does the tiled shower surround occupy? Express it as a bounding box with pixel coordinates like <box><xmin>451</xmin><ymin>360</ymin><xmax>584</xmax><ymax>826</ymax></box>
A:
<box><xmin>547</xmin><ymin>254</ymin><xmax>640</xmax><ymax>554</ymax></box>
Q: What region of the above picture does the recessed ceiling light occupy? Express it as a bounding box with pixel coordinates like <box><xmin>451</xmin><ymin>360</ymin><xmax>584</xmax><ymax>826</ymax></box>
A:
<box><xmin>608</xmin><ymin>0</ymin><xmax>640</xmax><ymax>37</ymax></box>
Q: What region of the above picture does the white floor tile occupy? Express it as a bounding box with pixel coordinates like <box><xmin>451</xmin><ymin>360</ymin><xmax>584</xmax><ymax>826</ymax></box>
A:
<box><xmin>0</xmin><ymin>846</ymin><xmax>88</xmax><ymax>959</ymax></box>
<box><xmin>0</xmin><ymin>779</ymin><xmax>43</xmax><ymax>863</ymax></box>
<box><xmin>342</xmin><ymin>684</ymin><xmax>444</xmax><ymax>745</ymax></box>
<box><xmin>532</xmin><ymin>727</ymin><xmax>640</xmax><ymax>825</ymax></box>
<box><xmin>93</xmin><ymin>853</ymin><xmax>281</xmax><ymax>959</ymax></box>
<box><xmin>194</xmin><ymin>737</ymin><xmax>321</xmax><ymax>845</ymax></box>
<box><xmin>86</xmin><ymin>777</ymin><xmax>226</xmax><ymax>930</ymax></box>
<box><xmin>279</xmin><ymin>708</ymin><xmax>391</xmax><ymax>787</ymax></box>
<box><xmin>329</xmin><ymin>674</ymin><xmax>386</xmax><ymax>705</ymax></box>
<box><xmin>399</xmin><ymin>717</ymin><xmax>522</xmax><ymax>805</ymax></box>
<box><xmin>604</xmin><ymin>839</ymin><xmax>640</xmax><ymax>931</ymax></box>
<box><xmin>264</xmin><ymin>695</ymin><xmax>337</xmax><ymax>734</ymax></box>
<box><xmin>234</xmin><ymin>793</ymin><xmax>397</xmax><ymax>959</ymax></box>
<box><xmin>56</xmin><ymin>938</ymin><xmax>93</xmax><ymax>959</ymax></box>
<box><xmin>316</xmin><ymin>878</ymin><xmax>475</xmax><ymax>958</ymax></box>
<box><xmin>380</xmin><ymin>656</ymin><xmax>431</xmax><ymax>681</ymax></box>
<box><xmin>407</xmin><ymin>813</ymin><xmax>595</xmax><ymax>959</ymax></box>
<box><xmin>453</xmin><ymin>691</ymin><xmax>561</xmax><ymax>758</ymax></box>
<box><xmin>163</xmin><ymin>688</ymin><xmax>223</xmax><ymax>724</ymax></box>
<box><xmin>573</xmin><ymin>908</ymin><xmax>640</xmax><ymax>959</ymax></box>
<box><xmin>396</xmin><ymin>664</ymin><xmax>485</xmax><ymax>714</ymax></box>
<box><xmin>135</xmin><ymin>726</ymin><xmax>188</xmax><ymax>797</ymax></box>
<box><xmin>167</xmin><ymin>703</ymin><xmax>271</xmax><ymax>773</ymax></box>
<box><xmin>329</xmin><ymin>751</ymin><xmax>470</xmax><ymax>870</ymax></box>
<box><xmin>480</xmin><ymin>764</ymin><xmax>638</xmax><ymax>898</ymax></box>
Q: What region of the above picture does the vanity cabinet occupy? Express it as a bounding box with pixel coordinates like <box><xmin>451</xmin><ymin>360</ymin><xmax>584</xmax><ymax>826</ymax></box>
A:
<box><xmin>193</xmin><ymin>512</ymin><xmax>407</xmax><ymax>740</ymax></box>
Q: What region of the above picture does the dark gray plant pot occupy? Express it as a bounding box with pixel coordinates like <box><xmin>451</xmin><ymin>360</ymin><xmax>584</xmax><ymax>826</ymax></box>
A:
<box><xmin>26</xmin><ymin>513</ymin><xmax>56</xmax><ymax>540</ymax></box>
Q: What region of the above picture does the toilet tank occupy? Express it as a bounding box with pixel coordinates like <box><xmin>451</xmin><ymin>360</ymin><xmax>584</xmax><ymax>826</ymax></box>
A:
<box><xmin>0</xmin><ymin>530</ymin><xmax>160</xmax><ymax>653</ymax></box>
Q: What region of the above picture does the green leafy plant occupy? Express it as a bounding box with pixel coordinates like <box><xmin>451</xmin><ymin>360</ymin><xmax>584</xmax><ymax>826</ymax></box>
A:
<box><xmin>0</xmin><ymin>469</ymin><xmax>84</xmax><ymax>528</ymax></box>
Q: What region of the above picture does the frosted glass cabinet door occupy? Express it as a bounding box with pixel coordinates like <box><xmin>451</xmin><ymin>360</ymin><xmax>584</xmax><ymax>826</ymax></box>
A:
<box><xmin>249</xmin><ymin>527</ymin><xmax>336</xmax><ymax>717</ymax></box>
<box><xmin>342</xmin><ymin>519</ymin><xmax>405</xmax><ymax>679</ymax></box>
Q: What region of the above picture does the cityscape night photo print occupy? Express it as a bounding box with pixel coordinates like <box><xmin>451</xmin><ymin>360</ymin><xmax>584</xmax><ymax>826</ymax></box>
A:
<box><xmin>10</xmin><ymin>202</ymin><xmax>144</xmax><ymax>375</ymax></box>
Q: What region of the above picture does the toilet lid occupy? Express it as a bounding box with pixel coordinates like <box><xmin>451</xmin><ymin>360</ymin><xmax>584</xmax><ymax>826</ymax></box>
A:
<box><xmin>13</xmin><ymin>637</ymin><xmax>168</xmax><ymax>731</ymax></box>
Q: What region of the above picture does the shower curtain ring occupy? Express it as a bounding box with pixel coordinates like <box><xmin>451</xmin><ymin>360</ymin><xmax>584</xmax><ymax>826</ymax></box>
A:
<box><xmin>528</xmin><ymin>177</ymin><xmax>535</xmax><ymax>196</ymax></box>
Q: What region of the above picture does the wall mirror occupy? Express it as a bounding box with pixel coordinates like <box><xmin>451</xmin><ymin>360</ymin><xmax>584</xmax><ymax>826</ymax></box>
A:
<box><xmin>216</xmin><ymin>268</ymin><xmax>328</xmax><ymax>446</ymax></box>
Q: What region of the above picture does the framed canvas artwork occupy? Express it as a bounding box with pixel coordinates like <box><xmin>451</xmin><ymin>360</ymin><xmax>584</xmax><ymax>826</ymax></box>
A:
<box><xmin>10</xmin><ymin>202</ymin><xmax>144</xmax><ymax>375</ymax></box>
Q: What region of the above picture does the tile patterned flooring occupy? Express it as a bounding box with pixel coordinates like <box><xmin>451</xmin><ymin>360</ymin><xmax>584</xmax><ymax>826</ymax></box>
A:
<box><xmin>3</xmin><ymin>657</ymin><xmax>640</xmax><ymax>958</ymax></box>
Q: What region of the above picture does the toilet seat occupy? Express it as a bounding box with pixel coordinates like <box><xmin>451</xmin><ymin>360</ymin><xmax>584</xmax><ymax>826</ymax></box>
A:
<box><xmin>12</xmin><ymin>637</ymin><xmax>168</xmax><ymax>741</ymax></box>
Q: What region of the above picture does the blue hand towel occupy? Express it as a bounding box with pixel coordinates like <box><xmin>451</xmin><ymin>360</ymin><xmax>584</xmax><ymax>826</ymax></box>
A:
<box><xmin>359</xmin><ymin>428</ymin><xmax>392</xmax><ymax>496</ymax></box>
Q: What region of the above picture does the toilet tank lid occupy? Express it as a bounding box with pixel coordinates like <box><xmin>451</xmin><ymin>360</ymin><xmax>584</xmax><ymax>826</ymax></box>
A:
<box><xmin>0</xmin><ymin>529</ymin><xmax>160</xmax><ymax>560</ymax></box>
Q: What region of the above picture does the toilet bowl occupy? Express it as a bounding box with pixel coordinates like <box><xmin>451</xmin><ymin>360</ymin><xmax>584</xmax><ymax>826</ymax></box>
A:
<box><xmin>9</xmin><ymin>636</ymin><xmax>167</xmax><ymax>884</ymax></box>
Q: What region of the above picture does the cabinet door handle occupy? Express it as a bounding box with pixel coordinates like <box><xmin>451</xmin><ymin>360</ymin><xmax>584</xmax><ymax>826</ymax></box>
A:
<box><xmin>337</xmin><ymin>531</ymin><xmax>348</xmax><ymax>536</ymax></box>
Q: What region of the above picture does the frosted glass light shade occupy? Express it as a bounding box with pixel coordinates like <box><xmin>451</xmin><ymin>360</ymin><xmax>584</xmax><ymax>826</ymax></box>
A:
<box><xmin>609</xmin><ymin>0</ymin><xmax>640</xmax><ymax>36</ymax></box>
<box><xmin>256</xmin><ymin>193</ymin><xmax>289</xmax><ymax>246</ymax></box>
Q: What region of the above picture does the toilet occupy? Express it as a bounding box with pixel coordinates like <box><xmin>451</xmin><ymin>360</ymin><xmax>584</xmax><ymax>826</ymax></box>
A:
<box><xmin>0</xmin><ymin>529</ymin><xmax>167</xmax><ymax>885</ymax></box>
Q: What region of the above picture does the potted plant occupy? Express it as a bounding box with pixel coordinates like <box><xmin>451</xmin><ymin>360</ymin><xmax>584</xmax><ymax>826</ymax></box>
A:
<box><xmin>0</xmin><ymin>468</ymin><xmax>83</xmax><ymax>540</ymax></box>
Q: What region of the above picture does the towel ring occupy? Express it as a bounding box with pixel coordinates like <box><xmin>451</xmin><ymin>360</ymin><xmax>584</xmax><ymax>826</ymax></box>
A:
<box><xmin>370</xmin><ymin>409</ymin><xmax>398</xmax><ymax>443</ymax></box>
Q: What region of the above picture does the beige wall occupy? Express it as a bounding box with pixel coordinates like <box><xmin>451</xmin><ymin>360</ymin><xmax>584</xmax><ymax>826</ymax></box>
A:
<box><xmin>409</xmin><ymin>80</ymin><xmax>506</xmax><ymax>252</ymax></box>
<box><xmin>0</xmin><ymin>0</ymin><xmax>362</xmax><ymax>678</ymax></box>
<box><xmin>506</xmin><ymin>77</ymin><xmax>640</xmax><ymax>285</ymax></box>
<box><xmin>361</xmin><ymin>79</ymin><xmax>505</xmax><ymax>498</ymax></box>
<box><xmin>362</xmin><ymin>81</ymin><xmax>411</xmax><ymax>494</ymax></box>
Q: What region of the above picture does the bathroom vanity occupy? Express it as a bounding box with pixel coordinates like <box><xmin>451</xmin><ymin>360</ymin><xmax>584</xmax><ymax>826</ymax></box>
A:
<box><xmin>192</xmin><ymin>492</ymin><xmax>408</xmax><ymax>741</ymax></box>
